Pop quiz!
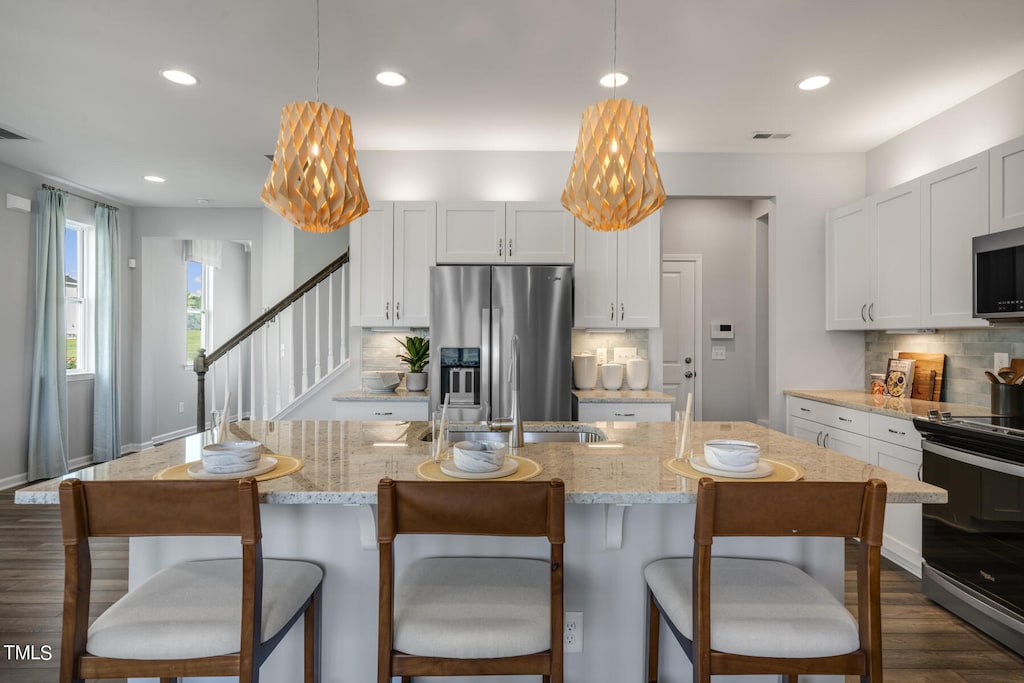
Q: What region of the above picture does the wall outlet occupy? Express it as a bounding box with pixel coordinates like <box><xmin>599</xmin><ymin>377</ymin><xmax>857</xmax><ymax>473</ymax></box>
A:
<box><xmin>564</xmin><ymin>611</ymin><xmax>583</xmax><ymax>654</ymax></box>
<box><xmin>178</xmin><ymin>401</ymin><xmax>185</xmax><ymax>414</ymax></box>
<box><xmin>596</xmin><ymin>348</ymin><xmax>607</xmax><ymax>365</ymax></box>
<box><xmin>711</xmin><ymin>346</ymin><xmax>726</xmax><ymax>360</ymax></box>
<box><xmin>995</xmin><ymin>352</ymin><xmax>1009</xmax><ymax>373</ymax></box>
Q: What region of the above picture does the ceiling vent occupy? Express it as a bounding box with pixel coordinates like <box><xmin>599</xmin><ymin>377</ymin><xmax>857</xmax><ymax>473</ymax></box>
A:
<box><xmin>751</xmin><ymin>131</ymin><xmax>791</xmax><ymax>140</ymax></box>
<box><xmin>0</xmin><ymin>126</ymin><xmax>28</xmax><ymax>141</ymax></box>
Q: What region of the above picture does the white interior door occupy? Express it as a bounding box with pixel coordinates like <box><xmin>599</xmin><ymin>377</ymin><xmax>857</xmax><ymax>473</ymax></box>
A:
<box><xmin>662</xmin><ymin>258</ymin><xmax>701</xmax><ymax>420</ymax></box>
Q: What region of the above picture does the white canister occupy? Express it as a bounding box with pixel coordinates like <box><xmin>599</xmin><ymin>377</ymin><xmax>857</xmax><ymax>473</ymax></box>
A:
<box><xmin>573</xmin><ymin>353</ymin><xmax>598</xmax><ymax>389</ymax></box>
<box><xmin>626</xmin><ymin>358</ymin><xmax>650</xmax><ymax>390</ymax></box>
<box><xmin>601</xmin><ymin>363</ymin><xmax>624</xmax><ymax>391</ymax></box>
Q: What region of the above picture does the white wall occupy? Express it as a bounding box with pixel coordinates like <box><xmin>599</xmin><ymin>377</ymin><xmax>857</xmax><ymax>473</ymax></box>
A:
<box><xmin>867</xmin><ymin>69</ymin><xmax>1024</xmax><ymax>193</ymax></box>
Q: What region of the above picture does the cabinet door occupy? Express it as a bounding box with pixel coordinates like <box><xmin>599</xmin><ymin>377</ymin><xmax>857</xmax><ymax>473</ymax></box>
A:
<box><xmin>578</xmin><ymin>402</ymin><xmax>670</xmax><ymax>422</ymax></box>
<box><xmin>505</xmin><ymin>202</ymin><xmax>575</xmax><ymax>264</ymax></box>
<box><xmin>822</xmin><ymin>427</ymin><xmax>870</xmax><ymax>463</ymax></box>
<box><xmin>788</xmin><ymin>415</ymin><xmax>824</xmax><ymax>446</ymax></box>
<box><xmin>920</xmin><ymin>153</ymin><xmax>990</xmax><ymax>328</ymax></box>
<box><xmin>617</xmin><ymin>212</ymin><xmax>661</xmax><ymax>327</ymax></box>
<box><xmin>871</xmin><ymin>181</ymin><xmax>921</xmax><ymax>329</ymax></box>
<box><xmin>990</xmin><ymin>135</ymin><xmax>1024</xmax><ymax>233</ymax></box>
<box><xmin>393</xmin><ymin>202</ymin><xmax>436</xmax><ymax>327</ymax></box>
<box><xmin>574</xmin><ymin>222</ymin><xmax>619</xmax><ymax>327</ymax></box>
<box><xmin>826</xmin><ymin>200</ymin><xmax>871</xmax><ymax>330</ymax></box>
<box><xmin>872</xmin><ymin>440</ymin><xmax>922</xmax><ymax>574</ymax></box>
<box><xmin>351</xmin><ymin>202</ymin><xmax>395</xmax><ymax>327</ymax></box>
<box><xmin>436</xmin><ymin>202</ymin><xmax>505</xmax><ymax>264</ymax></box>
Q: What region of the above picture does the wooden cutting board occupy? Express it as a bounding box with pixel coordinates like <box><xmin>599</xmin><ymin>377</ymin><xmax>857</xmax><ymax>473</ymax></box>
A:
<box><xmin>897</xmin><ymin>352</ymin><xmax>944</xmax><ymax>401</ymax></box>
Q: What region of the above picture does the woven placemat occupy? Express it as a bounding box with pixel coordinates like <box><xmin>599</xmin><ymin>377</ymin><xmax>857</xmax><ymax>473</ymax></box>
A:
<box><xmin>416</xmin><ymin>455</ymin><xmax>543</xmax><ymax>482</ymax></box>
<box><xmin>663</xmin><ymin>457</ymin><xmax>804</xmax><ymax>482</ymax></box>
<box><xmin>154</xmin><ymin>455</ymin><xmax>304</xmax><ymax>481</ymax></box>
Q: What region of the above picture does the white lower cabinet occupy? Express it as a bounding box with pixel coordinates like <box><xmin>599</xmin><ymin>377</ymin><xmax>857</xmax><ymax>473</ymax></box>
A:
<box><xmin>334</xmin><ymin>400</ymin><xmax>427</xmax><ymax>422</ymax></box>
<box><xmin>578</xmin><ymin>402</ymin><xmax>670</xmax><ymax>422</ymax></box>
<box><xmin>787</xmin><ymin>396</ymin><xmax>923</xmax><ymax>575</ymax></box>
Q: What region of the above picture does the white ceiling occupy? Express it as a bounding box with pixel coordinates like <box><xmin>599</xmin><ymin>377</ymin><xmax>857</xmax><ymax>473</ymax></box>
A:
<box><xmin>1</xmin><ymin>0</ymin><xmax>1023</xmax><ymax>208</ymax></box>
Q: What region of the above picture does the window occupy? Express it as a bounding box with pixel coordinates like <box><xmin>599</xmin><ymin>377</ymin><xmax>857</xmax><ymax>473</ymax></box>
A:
<box><xmin>186</xmin><ymin>260</ymin><xmax>213</xmax><ymax>361</ymax></box>
<box><xmin>65</xmin><ymin>220</ymin><xmax>93</xmax><ymax>373</ymax></box>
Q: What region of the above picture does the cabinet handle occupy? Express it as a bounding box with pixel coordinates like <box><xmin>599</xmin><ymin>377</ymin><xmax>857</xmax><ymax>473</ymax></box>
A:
<box><xmin>823</xmin><ymin>433</ymin><xmax>830</xmax><ymax>448</ymax></box>
<box><xmin>838</xmin><ymin>416</ymin><xmax>852</xmax><ymax>423</ymax></box>
<box><xmin>887</xmin><ymin>427</ymin><xmax>906</xmax><ymax>436</ymax></box>
<box><xmin>860</xmin><ymin>304</ymin><xmax>867</xmax><ymax>322</ymax></box>
<box><xmin>497</xmin><ymin>238</ymin><xmax>503</xmax><ymax>256</ymax></box>
<box><xmin>385</xmin><ymin>302</ymin><xmax>390</xmax><ymax>320</ymax></box>
<box><xmin>395</xmin><ymin>301</ymin><xmax>401</xmax><ymax>320</ymax></box>
<box><xmin>610</xmin><ymin>303</ymin><xmax>615</xmax><ymax>321</ymax></box>
<box><xmin>613</xmin><ymin>412</ymin><xmax>636</xmax><ymax>417</ymax></box>
<box><xmin>815</xmin><ymin>431</ymin><xmax>823</xmax><ymax>446</ymax></box>
<box><xmin>868</xmin><ymin>303</ymin><xmax>875</xmax><ymax>322</ymax></box>
<box><xmin>917</xmin><ymin>464</ymin><xmax>923</xmax><ymax>481</ymax></box>
<box><xmin>508</xmin><ymin>238</ymin><xmax>512</xmax><ymax>256</ymax></box>
<box><xmin>372</xmin><ymin>411</ymin><xmax>394</xmax><ymax>416</ymax></box>
<box><xmin>800</xmin><ymin>407</ymin><xmax>811</xmax><ymax>412</ymax></box>
<box><xmin>620</xmin><ymin>303</ymin><xmax>625</xmax><ymax>320</ymax></box>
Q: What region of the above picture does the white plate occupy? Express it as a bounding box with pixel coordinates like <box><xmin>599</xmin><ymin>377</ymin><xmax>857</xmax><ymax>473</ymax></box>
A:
<box><xmin>690</xmin><ymin>455</ymin><xmax>774</xmax><ymax>479</ymax></box>
<box><xmin>188</xmin><ymin>456</ymin><xmax>278</xmax><ymax>480</ymax></box>
<box><xmin>440</xmin><ymin>457</ymin><xmax>520</xmax><ymax>480</ymax></box>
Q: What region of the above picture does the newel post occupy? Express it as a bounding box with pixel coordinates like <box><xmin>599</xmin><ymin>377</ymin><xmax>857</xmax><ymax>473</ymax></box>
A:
<box><xmin>194</xmin><ymin>349</ymin><xmax>207</xmax><ymax>433</ymax></box>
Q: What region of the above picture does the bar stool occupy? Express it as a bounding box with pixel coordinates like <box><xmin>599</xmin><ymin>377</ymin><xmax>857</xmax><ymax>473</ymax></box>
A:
<box><xmin>377</xmin><ymin>477</ymin><xmax>565</xmax><ymax>683</ymax></box>
<box><xmin>644</xmin><ymin>477</ymin><xmax>887</xmax><ymax>683</ymax></box>
<box><xmin>58</xmin><ymin>478</ymin><xmax>323</xmax><ymax>683</ymax></box>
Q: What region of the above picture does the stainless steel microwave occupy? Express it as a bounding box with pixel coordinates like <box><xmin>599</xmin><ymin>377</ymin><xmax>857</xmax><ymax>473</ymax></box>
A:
<box><xmin>974</xmin><ymin>225</ymin><xmax>1024</xmax><ymax>321</ymax></box>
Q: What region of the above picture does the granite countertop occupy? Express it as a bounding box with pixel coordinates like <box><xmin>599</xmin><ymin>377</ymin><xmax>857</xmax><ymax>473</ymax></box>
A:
<box><xmin>784</xmin><ymin>389</ymin><xmax>992</xmax><ymax>420</ymax></box>
<box><xmin>17</xmin><ymin>419</ymin><xmax>945</xmax><ymax>506</ymax></box>
<box><xmin>333</xmin><ymin>387</ymin><xmax>429</xmax><ymax>402</ymax></box>
<box><xmin>574</xmin><ymin>389</ymin><xmax>674</xmax><ymax>403</ymax></box>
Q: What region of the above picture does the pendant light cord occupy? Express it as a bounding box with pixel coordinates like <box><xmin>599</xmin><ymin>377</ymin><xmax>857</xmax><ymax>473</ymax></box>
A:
<box><xmin>315</xmin><ymin>0</ymin><xmax>321</xmax><ymax>102</ymax></box>
<box><xmin>612</xmin><ymin>0</ymin><xmax>618</xmax><ymax>98</ymax></box>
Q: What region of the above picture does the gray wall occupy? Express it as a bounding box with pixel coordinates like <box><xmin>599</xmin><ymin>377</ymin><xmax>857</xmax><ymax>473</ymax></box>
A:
<box><xmin>661</xmin><ymin>199</ymin><xmax>761</xmax><ymax>422</ymax></box>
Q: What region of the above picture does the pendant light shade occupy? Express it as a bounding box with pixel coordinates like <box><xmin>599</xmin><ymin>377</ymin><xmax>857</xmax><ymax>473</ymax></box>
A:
<box><xmin>260</xmin><ymin>101</ymin><xmax>369</xmax><ymax>233</ymax></box>
<box><xmin>562</xmin><ymin>97</ymin><xmax>665</xmax><ymax>232</ymax></box>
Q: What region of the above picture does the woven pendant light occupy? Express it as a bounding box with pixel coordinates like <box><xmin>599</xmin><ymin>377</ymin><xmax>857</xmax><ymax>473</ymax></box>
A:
<box><xmin>562</xmin><ymin>97</ymin><xmax>665</xmax><ymax>231</ymax></box>
<box><xmin>261</xmin><ymin>101</ymin><xmax>368</xmax><ymax>233</ymax></box>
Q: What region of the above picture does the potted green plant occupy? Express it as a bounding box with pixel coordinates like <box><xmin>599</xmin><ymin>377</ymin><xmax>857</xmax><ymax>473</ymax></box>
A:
<box><xmin>395</xmin><ymin>335</ymin><xmax>430</xmax><ymax>392</ymax></box>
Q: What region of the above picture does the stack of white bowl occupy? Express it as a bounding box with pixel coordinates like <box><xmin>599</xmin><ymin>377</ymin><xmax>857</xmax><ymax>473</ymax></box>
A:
<box><xmin>201</xmin><ymin>440</ymin><xmax>262</xmax><ymax>474</ymax></box>
<box><xmin>702</xmin><ymin>440</ymin><xmax>761</xmax><ymax>473</ymax></box>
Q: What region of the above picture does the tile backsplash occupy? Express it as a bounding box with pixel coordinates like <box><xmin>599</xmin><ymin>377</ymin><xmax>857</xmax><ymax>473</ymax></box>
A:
<box><xmin>571</xmin><ymin>329</ymin><xmax>649</xmax><ymax>360</ymax></box>
<box><xmin>361</xmin><ymin>329</ymin><xmax>429</xmax><ymax>372</ymax></box>
<box><xmin>865</xmin><ymin>327</ymin><xmax>1024</xmax><ymax>408</ymax></box>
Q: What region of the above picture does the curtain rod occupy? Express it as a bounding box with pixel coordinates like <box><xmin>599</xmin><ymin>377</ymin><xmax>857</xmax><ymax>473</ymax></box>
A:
<box><xmin>41</xmin><ymin>183</ymin><xmax>119</xmax><ymax>212</ymax></box>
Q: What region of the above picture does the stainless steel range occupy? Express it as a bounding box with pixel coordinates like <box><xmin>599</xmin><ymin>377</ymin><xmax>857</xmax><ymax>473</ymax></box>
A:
<box><xmin>914</xmin><ymin>411</ymin><xmax>1024</xmax><ymax>656</ymax></box>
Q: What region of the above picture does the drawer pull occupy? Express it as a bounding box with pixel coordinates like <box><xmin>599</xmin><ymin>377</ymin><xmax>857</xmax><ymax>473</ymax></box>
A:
<box><xmin>800</xmin><ymin>407</ymin><xmax>811</xmax><ymax>413</ymax></box>
<box><xmin>372</xmin><ymin>411</ymin><xmax>394</xmax><ymax>416</ymax></box>
<box><xmin>815</xmin><ymin>431</ymin><xmax>823</xmax><ymax>447</ymax></box>
<box><xmin>613</xmin><ymin>412</ymin><xmax>636</xmax><ymax>417</ymax></box>
<box><xmin>887</xmin><ymin>427</ymin><xmax>907</xmax><ymax>436</ymax></box>
<box><xmin>838</xmin><ymin>416</ymin><xmax>852</xmax><ymax>423</ymax></box>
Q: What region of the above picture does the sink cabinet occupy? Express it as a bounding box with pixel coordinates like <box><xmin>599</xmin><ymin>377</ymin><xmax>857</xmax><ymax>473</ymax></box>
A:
<box><xmin>786</xmin><ymin>395</ymin><xmax>923</xmax><ymax>575</ymax></box>
<box><xmin>351</xmin><ymin>202</ymin><xmax>435</xmax><ymax>327</ymax></box>
<box><xmin>574</xmin><ymin>211</ymin><xmax>661</xmax><ymax>328</ymax></box>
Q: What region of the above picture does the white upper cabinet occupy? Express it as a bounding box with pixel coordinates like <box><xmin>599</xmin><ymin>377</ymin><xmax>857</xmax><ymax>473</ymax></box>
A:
<box><xmin>920</xmin><ymin>152</ymin><xmax>990</xmax><ymax>328</ymax></box>
<box><xmin>990</xmin><ymin>135</ymin><xmax>1024</xmax><ymax>233</ymax></box>
<box><xmin>504</xmin><ymin>202</ymin><xmax>575</xmax><ymax>263</ymax></box>
<box><xmin>574</xmin><ymin>211</ymin><xmax>661</xmax><ymax>328</ymax></box>
<box><xmin>827</xmin><ymin>181</ymin><xmax>920</xmax><ymax>330</ymax></box>
<box><xmin>351</xmin><ymin>201</ymin><xmax>435</xmax><ymax>327</ymax></box>
<box><xmin>436</xmin><ymin>201</ymin><xmax>575</xmax><ymax>264</ymax></box>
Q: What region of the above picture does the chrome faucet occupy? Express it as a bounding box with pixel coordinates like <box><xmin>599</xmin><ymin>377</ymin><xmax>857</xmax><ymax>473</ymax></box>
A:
<box><xmin>487</xmin><ymin>334</ymin><xmax>524</xmax><ymax>448</ymax></box>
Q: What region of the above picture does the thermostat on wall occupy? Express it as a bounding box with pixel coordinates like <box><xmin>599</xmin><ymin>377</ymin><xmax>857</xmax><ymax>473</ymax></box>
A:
<box><xmin>710</xmin><ymin>322</ymin><xmax>734</xmax><ymax>339</ymax></box>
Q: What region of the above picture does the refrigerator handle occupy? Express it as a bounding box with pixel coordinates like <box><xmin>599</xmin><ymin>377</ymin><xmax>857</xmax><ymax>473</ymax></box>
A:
<box><xmin>481</xmin><ymin>308</ymin><xmax>495</xmax><ymax>420</ymax></box>
<box><xmin>490</xmin><ymin>310</ymin><xmax>501</xmax><ymax>418</ymax></box>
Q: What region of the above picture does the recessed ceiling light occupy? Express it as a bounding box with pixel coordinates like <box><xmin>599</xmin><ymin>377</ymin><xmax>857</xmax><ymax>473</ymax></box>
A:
<box><xmin>797</xmin><ymin>75</ymin><xmax>831</xmax><ymax>91</ymax></box>
<box><xmin>160</xmin><ymin>69</ymin><xmax>198</xmax><ymax>86</ymax></box>
<box><xmin>144</xmin><ymin>175</ymin><xmax>166</xmax><ymax>183</ymax></box>
<box><xmin>376</xmin><ymin>71</ymin><xmax>407</xmax><ymax>87</ymax></box>
<box><xmin>600</xmin><ymin>72</ymin><xmax>629</xmax><ymax>88</ymax></box>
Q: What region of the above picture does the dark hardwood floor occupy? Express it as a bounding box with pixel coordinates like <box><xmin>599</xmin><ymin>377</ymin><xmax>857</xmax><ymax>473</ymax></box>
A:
<box><xmin>1</xmin><ymin>489</ymin><xmax>1022</xmax><ymax>681</ymax></box>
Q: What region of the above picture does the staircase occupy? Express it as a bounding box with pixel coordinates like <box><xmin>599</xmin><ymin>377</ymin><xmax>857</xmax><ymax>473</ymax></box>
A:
<box><xmin>193</xmin><ymin>250</ymin><xmax>350</xmax><ymax>432</ymax></box>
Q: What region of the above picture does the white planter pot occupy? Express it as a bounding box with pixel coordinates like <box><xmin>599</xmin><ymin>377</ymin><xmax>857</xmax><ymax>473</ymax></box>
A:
<box><xmin>405</xmin><ymin>372</ymin><xmax>428</xmax><ymax>392</ymax></box>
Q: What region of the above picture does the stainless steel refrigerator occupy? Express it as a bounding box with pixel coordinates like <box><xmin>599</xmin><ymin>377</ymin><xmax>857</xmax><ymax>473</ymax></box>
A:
<box><xmin>429</xmin><ymin>265</ymin><xmax>573</xmax><ymax>423</ymax></box>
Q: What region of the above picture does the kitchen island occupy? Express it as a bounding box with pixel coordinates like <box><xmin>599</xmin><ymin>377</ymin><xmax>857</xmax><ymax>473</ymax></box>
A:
<box><xmin>18</xmin><ymin>420</ymin><xmax>944</xmax><ymax>683</ymax></box>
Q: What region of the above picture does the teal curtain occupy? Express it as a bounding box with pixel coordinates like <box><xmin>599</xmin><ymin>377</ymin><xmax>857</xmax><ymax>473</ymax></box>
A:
<box><xmin>27</xmin><ymin>189</ymin><xmax>69</xmax><ymax>480</ymax></box>
<box><xmin>93</xmin><ymin>205</ymin><xmax>121</xmax><ymax>462</ymax></box>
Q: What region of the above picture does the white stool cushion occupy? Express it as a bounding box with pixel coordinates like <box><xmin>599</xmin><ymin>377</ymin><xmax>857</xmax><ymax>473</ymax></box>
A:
<box><xmin>87</xmin><ymin>558</ymin><xmax>323</xmax><ymax>660</ymax></box>
<box><xmin>393</xmin><ymin>557</ymin><xmax>551</xmax><ymax>659</ymax></box>
<box><xmin>645</xmin><ymin>557</ymin><xmax>860</xmax><ymax>659</ymax></box>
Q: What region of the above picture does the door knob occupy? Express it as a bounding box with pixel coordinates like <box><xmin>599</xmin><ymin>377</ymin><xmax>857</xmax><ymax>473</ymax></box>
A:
<box><xmin>684</xmin><ymin>357</ymin><xmax>692</xmax><ymax>364</ymax></box>
<box><xmin>684</xmin><ymin>371</ymin><xmax>695</xmax><ymax>378</ymax></box>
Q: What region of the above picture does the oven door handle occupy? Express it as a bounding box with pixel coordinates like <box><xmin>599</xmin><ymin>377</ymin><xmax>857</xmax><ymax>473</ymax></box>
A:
<box><xmin>924</xmin><ymin>441</ymin><xmax>1024</xmax><ymax>478</ymax></box>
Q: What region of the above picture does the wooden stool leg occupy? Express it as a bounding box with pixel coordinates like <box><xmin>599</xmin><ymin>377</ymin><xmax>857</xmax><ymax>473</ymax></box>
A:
<box><xmin>305</xmin><ymin>584</ymin><xmax>322</xmax><ymax>683</ymax></box>
<box><xmin>647</xmin><ymin>588</ymin><xmax>661</xmax><ymax>683</ymax></box>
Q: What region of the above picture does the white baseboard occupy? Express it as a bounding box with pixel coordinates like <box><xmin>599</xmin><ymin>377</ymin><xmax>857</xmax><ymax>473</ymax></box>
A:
<box><xmin>0</xmin><ymin>471</ymin><xmax>27</xmax><ymax>491</ymax></box>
